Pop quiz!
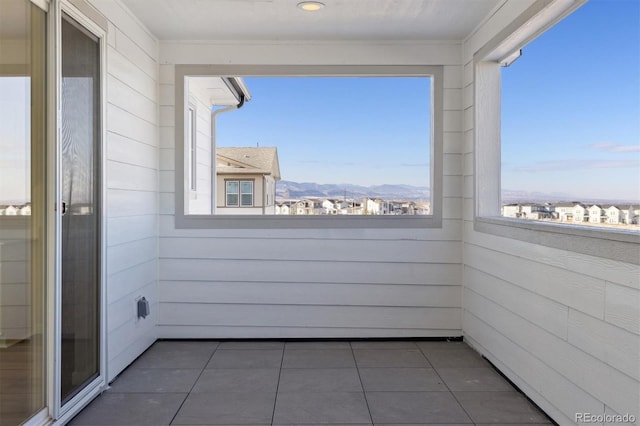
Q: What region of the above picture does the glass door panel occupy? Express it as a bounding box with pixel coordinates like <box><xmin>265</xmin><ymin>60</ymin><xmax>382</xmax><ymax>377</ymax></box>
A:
<box><xmin>0</xmin><ymin>0</ymin><xmax>47</xmax><ymax>424</ymax></box>
<box><xmin>60</xmin><ymin>13</ymin><xmax>101</xmax><ymax>404</ymax></box>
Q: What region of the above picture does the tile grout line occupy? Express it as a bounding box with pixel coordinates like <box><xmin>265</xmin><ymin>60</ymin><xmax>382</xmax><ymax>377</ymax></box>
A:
<box><xmin>270</xmin><ymin>344</ymin><xmax>285</xmax><ymax>426</ymax></box>
<box><xmin>350</xmin><ymin>341</ymin><xmax>375</xmax><ymax>426</ymax></box>
<box><xmin>417</xmin><ymin>343</ymin><xmax>476</xmax><ymax>425</ymax></box>
<box><xmin>168</xmin><ymin>341</ymin><xmax>220</xmax><ymax>426</ymax></box>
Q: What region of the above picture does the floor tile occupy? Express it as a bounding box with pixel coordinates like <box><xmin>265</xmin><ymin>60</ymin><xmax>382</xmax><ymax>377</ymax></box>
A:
<box><xmin>282</xmin><ymin>349</ymin><xmax>355</xmax><ymax>368</ymax></box>
<box><xmin>354</xmin><ymin>349</ymin><xmax>430</xmax><ymax>368</ymax></box>
<box><xmin>273</xmin><ymin>392</ymin><xmax>371</xmax><ymax>424</ymax></box>
<box><xmin>366</xmin><ymin>391</ymin><xmax>471</xmax><ymax>424</ymax></box>
<box><xmin>172</xmin><ymin>392</ymin><xmax>276</xmax><ymax>425</ymax></box>
<box><xmin>133</xmin><ymin>342</ymin><xmax>217</xmax><ymax>369</ymax></box>
<box><xmin>351</xmin><ymin>341</ymin><xmax>418</xmax><ymax>349</ymax></box>
<box><xmin>217</xmin><ymin>341</ymin><xmax>284</xmax><ymax>350</ymax></box>
<box><xmin>68</xmin><ymin>393</ymin><xmax>186</xmax><ymax>425</ymax></box>
<box><xmin>110</xmin><ymin>368</ymin><xmax>201</xmax><ymax>393</ymax></box>
<box><xmin>416</xmin><ymin>340</ymin><xmax>468</xmax><ymax>353</ymax></box>
<box><xmin>207</xmin><ymin>349</ymin><xmax>283</xmax><ymax>369</ymax></box>
<box><xmin>454</xmin><ymin>391</ymin><xmax>551</xmax><ymax>424</ymax></box>
<box><xmin>424</xmin><ymin>348</ymin><xmax>489</xmax><ymax>368</ymax></box>
<box><xmin>437</xmin><ymin>367</ymin><xmax>514</xmax><ymax>391</ymax></box>
<box><xmin>285</xmin><ymin>341</ymin><xmax>351</xmax><ymax>350</ymax></box>
<box><xmin>278</xmin><ymin>368</ymin><xmax>362</xmax><ymax>392</ymax></box>
<box><xmin>192</xmin><ymin>369</ymin><xmax>279</xmax><ymax>393</ymax></box>
<box><xmin>359</xmin><ymin>367</ymin><xmax>447</xmax><ymax>391</ymax></box>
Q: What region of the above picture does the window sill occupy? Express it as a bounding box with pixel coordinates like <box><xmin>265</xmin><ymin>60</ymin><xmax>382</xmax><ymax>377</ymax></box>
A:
<box><xmin>175</xmin><ymin>214</ymin><xmax>442</xmax><ymax>229</ymax></box>
<box><xmin>474</xmin><ymin>216</ymin><xmax>640</xmax><ymax>265</ymax></box>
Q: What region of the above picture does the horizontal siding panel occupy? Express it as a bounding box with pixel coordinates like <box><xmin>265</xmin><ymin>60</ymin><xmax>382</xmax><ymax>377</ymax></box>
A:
<box><xmin>0</xmin><ymin>240</ymin><xmax>28</xmax><ymax>262</ymax></box>
<box><xmin>566</xmin><ymin>252</ymin><xmax>640</xmax><ymax>290</ymax></box>
<box><xmin>443</xmin><ymin>88</ymin><xmax>462</xmax><ymax>110</ymax></box>
<box><xmin>443</xmin><ymin>197</ymin><xmax>462</xmax><ymax>219</ymax></box>
<box><xmin>443</xmin><ymin>131</ymin><xmax>463</xmax><ymax>154</ymax></box>
<box><xmin>107</xmin><ymin>214</ymin><xmax>157</xmax><ymax>247</ymax></box>
<box><xmin>158</xmin><ymin>215</ymin><xmax>462</xmax><ymax>241</ymax></box>
<box><xmin>159</xmin><ymin>170</ymin><xmax>174</xmax><ymax>193</ymax></box>
<box><xmin>464</xmin><ymin>312</ymin><xmax>604</xmax><ymax>426</ymax></box>
<box><xmin>107</xmin><ymin>46</ymin><xmax>156</xmax><ymax>101</ymax></box>
<box><xmin>605</xmin><ymin>282</ymin><xmax>640</xmax><ymax>335</ymax></box>
<box><xmin>107</xmin><ymin>132</ymin><xmax>157</xmax><ymax>169</ymax></box>
<box><xmin>160</xmin><ymin>303</ymin><xmax>461</xmax><ymax>330</ymax></box>
<box><xmin>108</xmin><ymin>281</ymin><xmax>157</xmax><ymax>333</ymax></box>
<box><xmin>107</xmin><ymin>104</ymin><xmax>157</xmax><ymax>147</ymax></box>
<box><xmin>465</xmin><ymin>289</ymin><xmax>639</xmax><ymax>420</ymax></box>
<box><xmin>443</xmin><ymin>153</ymin><xmax>462</xmax><ymax>176</ymax></box>
<box><xmin>464</xmin><ymin>243</ymin><xmax>605</xmax><ymax>318</ymax></box>
<box><xmin>568</xmin><ymin>309</ymin><xmax>640</xmax><ymax>380</ymax></box>
<box><xmin>158</xmin><ymin>325</ymin><xmax>460</xmax><ymax>340</ymax></box>
<box><xmin>91</xmin><ymin>0</ymin><xmax>157</xmax><ymax>58</ymax></box>
<box><xmin>107</xmin><ymin>189</ymin><xmax>157</xmax><ymax>218</ymax></box>
<box><xmin>159</xmin><ymin>237</ymin><xmax>460</xmax><ymax>263</ymax></box>
<box><xmin>107</xmin><ymin>75</ymin><xmax>157</xmax><ymax>125</ymax></box>
<box><xmin>0</xmin><ymin>261</ymin><xmax>27</xmax><ymax>284</ymax></box>
<box><xmin>107</xmin><ymin>308</ymin><xmax>157</xmax><ymax>380</ymax></box>
<box><xmin>159</xmin><ymin>281</ymin><xmax>460</xmax><ymax>307</ymax></box>
<box><xmin>107</xmin><ymin>237</ymin><xmax>157</xmax><ymax>276</ymax></box>
<box><xmin>115</xmin><ymin>27</ymin><xmax>157</xmax><ymax>80</ymax></box>
<box><xmin>107</xmin><ymin>161</ymin><xmax>157</xmax><ymax>192</ymax></box>
<box><xmin>443</xmin><ymin>175</ymin><xmax>462</xmax><ymax>197</ymax></box>
<box><xmin>107</xmin><ymin>259</ymin><xmax>157</xmax><ymax>305</ymax></box>
<box><xmin>464</xmin><ymin>221</ymin><xmax>639</xmax><ymax>289</ymax></box>
<box><xmin>464</xmin><ymin>265</ymin><xmax>568</xmax><ymax>339</ymax></box>
<box><xmin>159</xmin><ymin>83</ymin><xmax>174</xmax><ymax>106</ymax></box>
<box><xmin>160</xmin><ymin>258</ymin><xmax>461</xmax><ymax>286</ymax></box>
<box><xmin>0</xmin><ymin>284</ymin><xmax>28</xmax><ymax>306</ymax></box>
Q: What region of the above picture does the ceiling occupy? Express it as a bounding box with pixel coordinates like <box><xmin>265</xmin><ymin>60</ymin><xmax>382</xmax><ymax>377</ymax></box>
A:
<box><xmin>121</xmin><ymin>0</ymin><xmax>503</xmax><ymax>41</ymax></box>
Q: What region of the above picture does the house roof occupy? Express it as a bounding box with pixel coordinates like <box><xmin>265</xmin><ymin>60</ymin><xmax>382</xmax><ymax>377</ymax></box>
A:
<box><xmin>217</xmin><ymin>147</ymin><xmax>281</xmax><ymax>180</ymax></box>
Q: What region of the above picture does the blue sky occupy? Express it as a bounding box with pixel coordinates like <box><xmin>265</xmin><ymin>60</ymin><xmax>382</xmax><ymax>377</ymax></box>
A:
<box><xmin>217</xmin><ymin>0</ymin><xmax>639</xmax><ymax>201</ymax></box>
<box><xmin>216</xmin><ymin>77</ymin><xmax>431</xmax><ymax>187</ymax></box>
<box><xmin>501</xmin><ymin>0</ymin><xmax>639</xmax><ymax>201</ymax></box>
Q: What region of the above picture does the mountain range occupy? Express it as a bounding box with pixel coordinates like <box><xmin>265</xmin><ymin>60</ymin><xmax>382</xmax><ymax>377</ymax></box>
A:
<box><xmin>276</xmin><ymin>181</ymin><xmax>430</xmax><ymax>201</ymax></box>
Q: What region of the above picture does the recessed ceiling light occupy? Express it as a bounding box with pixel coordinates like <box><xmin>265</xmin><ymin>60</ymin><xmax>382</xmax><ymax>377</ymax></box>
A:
<box><xmin>297</xmin><ymin>1</ymin><xmax>325</xmax><ymax>11</ymax></box>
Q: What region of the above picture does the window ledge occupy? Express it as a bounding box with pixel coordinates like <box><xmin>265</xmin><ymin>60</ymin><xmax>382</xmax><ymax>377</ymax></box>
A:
<box><xmin>176</xmin><ymin>214</ymin><xmax>441</xmax><ymax>229</ymax></box>
<box><xmin>474</xmin><ymin>216</ymin><xmax>640</xmax><ymax>265</ymax></box>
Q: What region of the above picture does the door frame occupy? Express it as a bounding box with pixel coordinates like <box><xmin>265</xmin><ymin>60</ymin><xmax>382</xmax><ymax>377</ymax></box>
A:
<box><xmin>46</xmin><ymin>0</ymin><xmax>108</xmax><ymax>423</ymax></box>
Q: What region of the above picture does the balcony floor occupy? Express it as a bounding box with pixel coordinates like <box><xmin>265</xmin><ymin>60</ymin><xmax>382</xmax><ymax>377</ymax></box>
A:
<box><xmin>69</xmin><ymin>340</ymin><xmax>552</xmax><ymax>425</ymax></box>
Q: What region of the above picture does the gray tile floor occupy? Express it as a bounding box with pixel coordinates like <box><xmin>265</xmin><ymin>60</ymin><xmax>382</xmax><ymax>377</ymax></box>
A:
<box><xmin>69</xmin><ymin>340</ymin><xmax>552</xmax><ymax>426</ymax></box>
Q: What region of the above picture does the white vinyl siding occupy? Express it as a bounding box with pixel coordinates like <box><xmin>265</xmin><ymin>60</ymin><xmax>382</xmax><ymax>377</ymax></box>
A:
<box><xmin>157</xmin><ymin>44</ymin><xmax>464</xmax><ymax>338</ymax></box>
<box><xmin>462</xmin><ymin>1</ymin><xmax>640</xmax><ymax>424</ymax></box>
<box><xmin>88</xmin><ymin>0</ymin><xmax>159</xmax><ymax>382</ymax></box>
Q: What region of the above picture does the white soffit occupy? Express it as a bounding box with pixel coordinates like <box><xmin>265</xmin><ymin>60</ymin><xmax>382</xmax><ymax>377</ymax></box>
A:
<box><xmin>188</xmin><ymin>76</ymin><xmax>239</xmax><ymax>106</ymax></box>
<box><xmin>120</xmin><ymin>0</ymin><xmax>502</xmax><ymax>41</ymax></box>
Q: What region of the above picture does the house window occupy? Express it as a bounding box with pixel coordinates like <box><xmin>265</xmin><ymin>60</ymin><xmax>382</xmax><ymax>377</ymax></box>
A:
<box><xmin>498</xmin><ymin>1</ymin><xmax>638</xmax><ymax>233</ymax></box>
<box><xmin>226</xmin><ymin>180</ymin><xmax>253</xmax><ymax>207</ymax></box>
<box><xmin>174</xmin><ymin>65</ymin><xmax>444</xmax><ymax>228</ymax></box>
<box><xmin>473</xmin><ymin>0</ymin><xmax>640</xmax><ymax>264</ymax></box>
<box><xmin>187</xmin><ymin>105</ymin><xmax>196</xmax><ymax>192</ymax></box>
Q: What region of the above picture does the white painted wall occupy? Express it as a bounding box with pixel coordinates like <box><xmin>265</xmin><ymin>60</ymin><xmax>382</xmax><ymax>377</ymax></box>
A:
<box><xmin>87</xmin><ymin>0</ymin><xmax>159</xmax><ymax>381</ymax></box>
<box><xmin>157</xmin><ymin>42</ymin><xmax>465</xmax><ymax>338</ymax></box>
<box><xmin>461</xmin><ymin>1</ymin><xmax>640</xmax><ymax>424</ymax></box>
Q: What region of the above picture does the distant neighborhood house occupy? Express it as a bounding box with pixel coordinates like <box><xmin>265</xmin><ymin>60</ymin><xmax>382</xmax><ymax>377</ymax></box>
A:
<box><xmin>216</xmin><ymin>147</ymin><xmax>281</xmax><ymax>215</ymax></box>
<box><xmin>502</xmin><ymin>202</ymin><xmax>639</xmax><ymax>225</ymax></box>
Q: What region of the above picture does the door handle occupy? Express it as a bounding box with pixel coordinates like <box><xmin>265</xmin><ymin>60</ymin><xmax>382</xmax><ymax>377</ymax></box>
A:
<box><xmin>61</xmin><ymin>201</ymin><xmax>67</xmax><ymax>216</ymax></box>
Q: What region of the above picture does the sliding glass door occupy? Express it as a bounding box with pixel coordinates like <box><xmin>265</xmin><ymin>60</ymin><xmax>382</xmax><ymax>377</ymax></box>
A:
<box><xmin>59</xmin><ymin>12</ymin><xmax>101</xmax><ymax>405</ymax></box>
<box><xmin>0</xmin><ymin>0</ymin><xmax>47</xmax><ymax>424</ymax></box>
